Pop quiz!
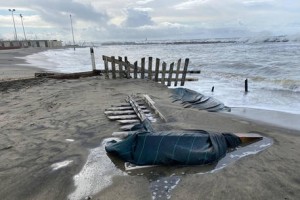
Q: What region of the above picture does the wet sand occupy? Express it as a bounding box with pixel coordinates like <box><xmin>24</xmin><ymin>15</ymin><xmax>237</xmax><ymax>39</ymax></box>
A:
<box><xmin>0</xmin><ymin>49</ymin><xmax>299</xmax><ymax>200</ymax></box>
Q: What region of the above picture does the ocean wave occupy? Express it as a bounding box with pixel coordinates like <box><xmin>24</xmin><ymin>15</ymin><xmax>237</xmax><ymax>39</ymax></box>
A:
<box><xmin>99</xmin><ymin>35</ymin><xmax>300</xmax><ymax>46</ymax></box>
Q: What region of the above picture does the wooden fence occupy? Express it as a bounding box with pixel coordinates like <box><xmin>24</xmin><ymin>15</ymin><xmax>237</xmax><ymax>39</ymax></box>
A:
<box><xmin>102</xmin><ymin>55</ymin><xmax>200</xmax><ymax>86</ymax></box>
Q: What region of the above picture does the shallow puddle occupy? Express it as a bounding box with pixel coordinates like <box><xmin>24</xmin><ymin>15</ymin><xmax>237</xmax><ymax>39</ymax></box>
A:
<box><xmin>69</xmin><ymin>136</ymin><xmax>273</xmax><ymax>200</ymax></box>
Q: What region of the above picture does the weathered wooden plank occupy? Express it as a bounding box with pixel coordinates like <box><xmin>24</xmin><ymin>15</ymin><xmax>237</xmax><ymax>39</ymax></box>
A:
<box><xmin>120</xmin><ymin>124</ymin><xmax>139</xmax><ymax>131</ymax></box>
<box><xmin>174</xmin><ymin>58</ymin><xmax>181</xmax><ymax>87</ymax></box>
<box><xmin>161</xmin><ymin>62</ymin><xmax>167</xmax><ymax>85</ymax></box>
<box><xmin>111</xmin><ymin>56</ymin><xmax>116</xmax><ymax>79</ymax></box>
<box><xmin>180</xmin><ymin>58</ymin><xmax>189</xmax><ymax>86</ymax></box>
<box><xmin>104</xmin><ymin>57</ymin><xmax>109</xmax><ymax>79</ymax></box>
<box><xmin>143</xmin><ymin>94</ymin><xmax>167</xmax><ymax>122</ymax></box>
<box><xmin>167</xmin><ymin>62</ymin><xmax>174</xmax><ymax>86</ymax></box>
<box><xmin>148</xmin><ymin>57</ymin><xmax>153</xmax><ymax>80</ymax></box>
<box><xmin>141</xmin><ymin>57</ymin><xmax>145</xmax><ymax>79</ymax></box>
<box><xmin>125</xmin><ymin>61</ymin><xmax>131</xmax><ymax>79</ymax></box>
<box><xmin>154</xmin><ymin>58</ymin><xmax>160</xmax><ymax>82</ymax></box>
<box><xmin>118</xmin><ymin>56</ymin><xmax>123</xmax><ymax>78</ymax></box>
<box><xmin>112</xmin><ymin>131</ymin><xmax>136</xmax><ymax>138</ymax></box>
<box><xmin>107</xmin><ymin>115</ymin><xmax>138</xmax><ymax>120</ymax></box>
<box><xmin>105</xmin><ymin>110</ymin><xmax>150</xmax><ymax>115</ymax></box>
<box><xmin>134</xmin><ymin>61</ymin><xmax>138</xmax><ymax>79</ymax></box>
<box><xmin>127</xmin><ymin>96</ymin><xmax>147</xmax><ymax>122</ymax></box>
<box><xmin>112</xmin><ymin>103</ymin><xmax>146</xmax><ymax>107</ymax></box>
<box><xmin>105</xmin><ymin>106</ymin><xmax>147</xmax><ymax>111</ymax></box>
<box><xmin>118</xmin><ymin>119</ymin><xmax>140</xmax><ymax>124</ymax></box>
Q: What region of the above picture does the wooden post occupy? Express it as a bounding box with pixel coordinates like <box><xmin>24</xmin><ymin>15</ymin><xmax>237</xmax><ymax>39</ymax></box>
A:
<box><xmin>90</xmin><ymin>47</ymin><xmax>96</xmax><ymax>71</ymax></box>
<box><xmin>161</xmin><ymin>62</ymin><xmax>166</xmax><ymax>85</ymax></box>
<box><xmin>111</xmin><ymin>56</ymin><xmax>116</xmax><ymax>79</ymax></box>
<box><xmin>154</xmin><ymin>58</ymin><xmax>160</xmax><ymax>82</ymax></box>
<box><xmin>211</xmin><ymin>86</ymin><xmax>214</xmax><ymax>92</ymax></box>
<box><xmin>174</xmin><ymin>58</ymin><xmax>181</xmax><ymax>87</ymax></box>
<box><xmin>125</xmin><ymin>57</ymin><xmax>128</xmax><ymax>63</ymax></box>
<box><xmin>134</xmin><ymin>61</ymin><xmax>138</xmax><ymax>79</ymax></box>
<box><xmin>245</xmin><ymin>79</ymin><xmax>248</xmax><ymax>93</ymax></box>
<box><xmin>141</xmin><ymin>57</ymin><xmax>145</xmax><ymax>79</ymax></box>
<box><xmin>167</xmin><ymin>62</ymin><xmax>174</xmax><ymax>86</ymax></box>
<box><xmin>126</xmin><ymin>61</ymin><xmax>131</xmax><ymax>79</ymax></box>
<box><xmin>104</xmin><ymin>57</ymin><xmax>109</xmax><ymax>79</ymax></box>
<box><xmin>118</xmin><ymin>56</ymin><xmax>123</xmax><ymax>78</ymax></box>
<box><xmin>148</xmin><ymin>57</ymin><xmax>153</xmax><ymax>80</ymax></box>
<box><xmin>180</xmin><ymin>58</ymin><xmax>189</xmax><ymax>86</ymax></box>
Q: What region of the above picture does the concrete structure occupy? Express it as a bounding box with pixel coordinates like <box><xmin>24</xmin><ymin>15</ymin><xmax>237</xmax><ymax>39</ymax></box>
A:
<box><xmin>0</xmin><ymin>40</ymin><xmax>63</xmax><ymax>49</ymax></box>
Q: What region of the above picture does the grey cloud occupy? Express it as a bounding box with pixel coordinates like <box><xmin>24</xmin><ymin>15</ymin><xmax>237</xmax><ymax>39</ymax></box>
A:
<box><xmin>123</xmin><ymin>8</ymin><xmax>154</xmax><ymax>27</ymax></box>
<box><xmin>2</xmin><ymin>0</ymin><xmax>108</xmax><ymax>26</ymax></box>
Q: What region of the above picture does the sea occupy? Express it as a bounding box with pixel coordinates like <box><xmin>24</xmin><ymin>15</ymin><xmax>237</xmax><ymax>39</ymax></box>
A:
<box><xmin>24</xmin><ymin>37</ymin><xmax>300</xmax><ymax>115</ymax></box>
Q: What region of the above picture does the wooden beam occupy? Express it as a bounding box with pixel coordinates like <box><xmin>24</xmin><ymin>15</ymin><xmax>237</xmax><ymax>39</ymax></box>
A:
<box><xmin>141</xmin><ymin>57</ymin><xmax>145</xmax><ymax>79</ymax></box>
<box><xmin>111</xmin><ymin>56</ymin><xmax>116</xmax><ymax>79</ymax></box>
<box><xmin>181</xmin><ymin>58</ymin><xmax>189</xmax><ymax>86</ymax></box>
<box><xmin>161</xmin><ymin>62</ymin><xmax>166</xmax><ymax>85</ymax></box>
<box><xmin>167</xmin><ymin>62</ymin><xmax>174</xmax><ymax>86</ymax></box>
<box><xmin>143</xmin><ymin>94</ymin><xmax>167</xmax><ymax>122</ymax></box>
<box><xmin>154</xmin><ymin>58</ymin><xmax>160</xmax><ymax>82</ymax></box>
<box><xmin>107</xmin><ymin>115</ymin><xmax>138</xmax><ymax>120</ymax></box>
<box><xmin>174</xmin><ymin>58</ymin><xmax>181</xmax><ymax>87</ymax></box>
<box><xmin>148</xmin><ymin>57</ymin><xmax>153</xmax><ymax>80</ymax></box>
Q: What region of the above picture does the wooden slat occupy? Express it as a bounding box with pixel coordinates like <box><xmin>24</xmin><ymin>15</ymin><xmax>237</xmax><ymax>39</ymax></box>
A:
<box><xmin>154</xmin><ymin>58</ymin><xmax>160</xmax><ymax>82</ymax></box>
<box><xmin>234</xmin><ymin>133</ymin><xmax>263</xmax><ymax>144</ymax></box>
<box><xmin>118</xmin><ymin>119</ymin><xmax>140</xmax><ymax>124</ymax></box>
<box><xmin>127</xmin><ymin>96</ymin><xmax>147</xmax><ymax>122</ymax></box>
<box><xmin>112</xmin><ymin>131</ymin><xmax>135</xmax><ymax>138</ymax></box>
<box><xmin>120</xmin><ymin>124</ymin><xmax>139</xmax><ymax>131</ymax></box>
<box><xmin>181</xmin><ymin>58</ymin><xmax>189</xmax><ymax>86</ymax></box>
<box><xmin>167</xmin><ymin>62</ymin><xmax>174</xmax><ymax>86</ymax></box>
<box><xmin>126</xmin><ymin>61</ymin><xmax>131</xmax><ymax>79</ymax></box>
<box><xmin>161</xmin><ymin>62</ymin><xmax>166</xmax><ymax>85</ymax></box>
<box><xmin>104</xmin><ymin>57</ymin><xmax>109</xmax><ymax>79</ymax></box>
<box><xmin>148</xmin><ymin>57</ymin><xmax>153</xmax><ymax>80</ymax></box>
<box><xmin>111</xmin><ymin>56</ymin><xmax>116</xmax><ymax>79</ymax></box>
<box><xmin>141</xmin><ymin>57</ymin><xmax>145</xmax><ymax>79</ymax></box>
<box><xmin>107</xmin><ymin>115</ymin><xmax>138</xmax><ymax>120</ymax></box>
<box><xmin>105</xmin><ymin>110</ymin><xmax>150</xmax><ymax>115</ymax></box>
<box><xmin>174</xmin><ymin>58</ymin><xmax>181</xmax><ymax>87</ymax></box>
<box><xmin>118</xmin><ymin>56</ymin><xmax>123</xmax><ymax>78</ymax></box>
<box><xmin>113</xmin><ymin>103</ymin><xmax>146</xmax><ymax>107</ymax></box>
<box><xmin>134</xmin><ymin>61</ymin><xmax>138</xmax><ymax>79</ymax></box>
<box><xmin>143</xmin><ymin>94</ymin><xmax>167</xmax><ymax>122</ymax></box>
<box><xmin>105</xmin><ymin>106</ymin><xmax>147</xmax><ymax>111</ymax></box>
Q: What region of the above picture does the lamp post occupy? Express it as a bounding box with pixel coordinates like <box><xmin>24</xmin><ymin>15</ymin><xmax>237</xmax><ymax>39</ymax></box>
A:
<box><xmin>70</xmin><ymin>14</ymin><xmax>75</xmax><ymax>50</ymax></box>
<box><xmin>20</xmin><ymin>14</ymin><xmax>27</xmax><ymax>40</ymax></box>
<box><xmin>8</xmin><ymin>9</ymin><xmax>18</xmax><ymax>40</ymax></box>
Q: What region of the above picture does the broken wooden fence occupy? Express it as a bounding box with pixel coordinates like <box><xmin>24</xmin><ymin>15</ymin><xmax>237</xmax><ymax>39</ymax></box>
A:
<box><xmin>102</xmin><ymin>55</ymin><xmax>200</xmax><ymax>86</ymax></box>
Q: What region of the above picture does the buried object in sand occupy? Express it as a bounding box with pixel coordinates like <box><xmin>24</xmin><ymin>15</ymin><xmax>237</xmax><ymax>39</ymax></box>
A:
<box><xmin>105</xmin><ymin>119</ymin><xmax>262</xmax><ymax>166</ymax></box>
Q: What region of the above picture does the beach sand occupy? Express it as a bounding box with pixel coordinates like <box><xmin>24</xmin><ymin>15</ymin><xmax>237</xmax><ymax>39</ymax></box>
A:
<box><xmin>0</xmin><ymin>49</ymin><xmax>299</xmax><ymax>200</ymax></box>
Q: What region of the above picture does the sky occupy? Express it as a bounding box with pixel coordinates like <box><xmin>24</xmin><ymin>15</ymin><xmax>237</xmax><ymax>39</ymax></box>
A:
<box><xmin>0</xmin><ymin>0</ymin><xmax>300</xmax><ymax>43</ymax></box>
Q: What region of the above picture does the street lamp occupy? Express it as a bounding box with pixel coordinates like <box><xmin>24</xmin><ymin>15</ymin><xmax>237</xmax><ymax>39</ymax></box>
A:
<box><xmin>8</xmin><ymin>9</ymin><xmax>18</xmax><ymax>40</ymax></box>
<box><xmin>20</xmin><ymin>14</ymin><xmax>27</xmax><ymax>40</ymax></box>
<box><xmin>70</xmin><ymin>14</ymin><xmax>75</xmax><ymax>50</ymax></box>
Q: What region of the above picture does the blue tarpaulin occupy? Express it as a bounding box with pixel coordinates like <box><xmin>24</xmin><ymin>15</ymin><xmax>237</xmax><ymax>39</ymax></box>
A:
<box><xmin>105</xmin><ymin>120</ymin><xmax>241</xmax><ymax>165</ymax></box>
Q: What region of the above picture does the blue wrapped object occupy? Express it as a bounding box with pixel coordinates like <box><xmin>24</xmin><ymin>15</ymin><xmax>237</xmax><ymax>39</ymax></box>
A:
<box><xmin>105</xmin><ymin>120</ymin><xmax>241</xmax><ymax>166</ymax></box>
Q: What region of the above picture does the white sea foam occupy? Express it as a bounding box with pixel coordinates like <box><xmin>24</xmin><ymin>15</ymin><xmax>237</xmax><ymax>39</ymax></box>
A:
<box><xmin>51</xmin><ymin>160</ymin><xmax>73</xmax><ymax>171</ymax></box>
<box><xmin>68</xmin><ymin>138</ymin><xmax>124</xmax><ymax>200</ymax></box>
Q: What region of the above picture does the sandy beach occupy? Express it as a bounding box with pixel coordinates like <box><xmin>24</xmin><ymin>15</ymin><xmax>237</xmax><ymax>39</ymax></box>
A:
<box><xmin>0</xmin><ymin>49</ymin><xmax>299</xmax><ymax>200</ymax></box>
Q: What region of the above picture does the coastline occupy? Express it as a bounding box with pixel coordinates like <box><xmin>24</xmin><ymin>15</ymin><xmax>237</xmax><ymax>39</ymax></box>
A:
<box><xmin>0</xmin><ymin>47</ymin><xmax>62</xmax><ymax>81</ymax></box>
<box><xmin>0</xmin><ymin>49</ymin><xmax>299</xmax><ymax>199</ymax></box>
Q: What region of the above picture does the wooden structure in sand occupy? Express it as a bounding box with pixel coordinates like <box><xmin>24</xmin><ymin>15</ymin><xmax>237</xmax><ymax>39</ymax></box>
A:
<box><xmin>35</xmin><ymin>47</ymin><xmax>200</xmax><ymax>87</ymax></box>
<box><xmin>102</xmin><ymin>55</ymin><xmax>200</xmax><ymax>86</ymax></box>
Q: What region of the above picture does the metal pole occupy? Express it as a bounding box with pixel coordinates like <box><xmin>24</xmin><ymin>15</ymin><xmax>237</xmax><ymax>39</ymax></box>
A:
<box><xmin>70</xmin><ymin>14</ymin><xmax>75</xmax><ymax>50</ymax></box>
<box><xmin>8</xmin><ymin>9</ymin><xmax>18</xmax><ymax>40</ymax></box>
<box><xmin>20</xmin><ymin>14</ymin><xmax>27</xmax><ymax>40</ymax></box>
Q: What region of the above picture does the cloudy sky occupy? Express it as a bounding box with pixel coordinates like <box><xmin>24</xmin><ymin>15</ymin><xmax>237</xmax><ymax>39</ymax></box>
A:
<box><xmin>1</xmin><ymin>0</ymin><xmax>300</xmax><ymax>43</ymax></box>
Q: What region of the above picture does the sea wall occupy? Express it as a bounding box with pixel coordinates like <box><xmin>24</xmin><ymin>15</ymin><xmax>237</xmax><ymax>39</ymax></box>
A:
<box><xmin>0</xmin><ymin>40</ymin><xmax>62</xmax><ymax>49</ymax></box>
